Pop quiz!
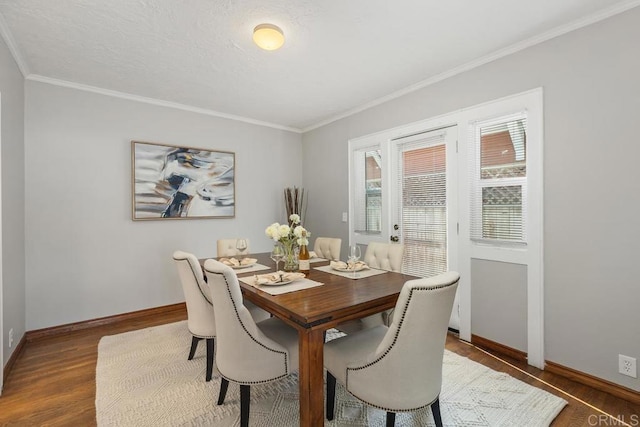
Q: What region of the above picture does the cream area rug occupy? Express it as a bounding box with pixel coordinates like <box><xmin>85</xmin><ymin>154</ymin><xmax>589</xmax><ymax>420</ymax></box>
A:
<box><xmin>96</xmin><ymin>321</ymin><xmax>567</xmax><ymax>426</ymax></box>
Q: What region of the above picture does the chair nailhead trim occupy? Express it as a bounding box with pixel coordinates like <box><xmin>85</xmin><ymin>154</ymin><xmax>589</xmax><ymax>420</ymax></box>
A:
<box><xmin>344</xmin><ymin>279</ymin><xmax>458</xmax><ymax>412</ymax></box>
<box><xmin>174</xmin><ymin>256</ymin><xmax>213</xmax><ymax>305</ymax></box>
<box><xmin>210</xmin><ymin>269</ymin><xmax>289</xmax><ymax>385</ymax></box>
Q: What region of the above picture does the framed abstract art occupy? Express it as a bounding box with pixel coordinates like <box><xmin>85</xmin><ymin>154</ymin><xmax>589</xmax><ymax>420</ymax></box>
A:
<box><xmin>131</xmin><ymin>141</ymin><xmax>235</xmax><ymax>220</ymax></box>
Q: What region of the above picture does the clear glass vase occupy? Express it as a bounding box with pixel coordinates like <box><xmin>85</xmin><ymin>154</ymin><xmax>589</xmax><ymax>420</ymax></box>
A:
<box><xmin>281</xmin><ymin>239</ymin><xmax>299</xmax><ymax>272</ymax></box>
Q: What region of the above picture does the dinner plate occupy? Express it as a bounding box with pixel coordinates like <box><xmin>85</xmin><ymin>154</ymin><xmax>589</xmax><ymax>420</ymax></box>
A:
<box><xmin>332</xmin><ymin>264</ymin><xmax>367</xmax><ymax>272</ymax></box>
<box><xmin>259</xmin><ymin>279</ymin><xmax>294</xmax><ymax>286</ymax></box>
<box><xmin>230</xmin><ymin>263</ymin><xmax>256</xmax><ymax>269</ymax></box>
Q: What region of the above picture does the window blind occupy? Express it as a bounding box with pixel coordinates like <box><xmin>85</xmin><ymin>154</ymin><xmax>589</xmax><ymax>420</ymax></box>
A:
<box><xmin>353</xmin><ymin>147</ymin><xmax>382</xmax><ymax>235</ymax></box>
<box><xmin>470</xmin><ymin>113</ymin><xmax>528</xmax><ymax>243</ymax></box>
<box><xmin>395</xmin><ymin>133</ymin><xmax>448</xmax><ymax>278</ymax></box>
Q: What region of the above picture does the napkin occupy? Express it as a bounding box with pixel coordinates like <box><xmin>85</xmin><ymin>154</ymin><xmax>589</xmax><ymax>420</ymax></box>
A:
<box><xmin>220</xmin><ymin>257</ymin><xmax>257</xmax><ymax>266</ymax></box>
<box><xmin>309</xmin><ymin>251</ymin><xmax>318</xmax><ymax>258</ymax></box>
<box><xmin>330</xmin><ymin>260</ymin><xmax>369</xmax><ymax>271</ymax></box>
<box><xmin>254</xmin><ymin>271</ymin><xmax>305</xmax><ymax>285</ymax></box>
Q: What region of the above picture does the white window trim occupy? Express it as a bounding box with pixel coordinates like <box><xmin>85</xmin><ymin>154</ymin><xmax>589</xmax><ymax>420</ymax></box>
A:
<box><xmin>459</xmin><ymin>88</ymin><xmax>544</xmax><ymax>368</ymax></box>
<box><xmin>348</xmin><ymin>88</ymin><xmax>543</xmax><ymax>369</ymax></box>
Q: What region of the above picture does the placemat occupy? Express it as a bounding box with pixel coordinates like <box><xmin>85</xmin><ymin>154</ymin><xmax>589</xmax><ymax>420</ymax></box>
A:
<box><xmin>309</xmin><ymin>257</ymin><xmax>327</xmax><ymax>264</ymax></box>
<box><xmin>239</xmin><ymin>276</ymin><xmax>324</xmax><ymax>295</ymax></box>
<box><xmin>313</xmin><ymin>264</ymin><xmax>389</xmax><ymax>280</ymax></box>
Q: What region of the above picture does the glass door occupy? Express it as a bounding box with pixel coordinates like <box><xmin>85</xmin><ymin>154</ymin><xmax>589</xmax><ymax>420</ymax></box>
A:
<box><xmin>391</xmin><ymin>126</ymin><xmax>459</xmax><ymax>326</ymax></box>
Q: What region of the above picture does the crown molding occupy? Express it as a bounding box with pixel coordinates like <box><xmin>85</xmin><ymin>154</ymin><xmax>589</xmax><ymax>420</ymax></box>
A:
<box><xmin>25</xmin><ymin>74</ymin><xmax>302</xmax><ymax>133</ymax></box>
<box><xmin>301</xmin><ymin>0</ymin><xmax>640</xmax><ymax>133</ymax></box>
<box><xmin>0</xmin><ymin>11</ymin><xmax>30</xmax><ymax>76</ymax></box>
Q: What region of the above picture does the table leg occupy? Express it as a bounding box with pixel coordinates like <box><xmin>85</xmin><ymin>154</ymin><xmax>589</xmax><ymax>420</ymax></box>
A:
<box><xmin>298</xmin><ymin>328</ymin><xmax>325</xmax><ymax>427</ymax></box>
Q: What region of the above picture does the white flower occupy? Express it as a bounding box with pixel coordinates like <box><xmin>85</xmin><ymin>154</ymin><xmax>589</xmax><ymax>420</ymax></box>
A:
<box><xmin>278</xmin><ymin>224</ymin><xmax>291</xmax><ymax>238</ymax></box>
<box><xmin>265</xmin><ymin>222</ymin><xmax>281</xmax><ymax>240</ymax></box>
<box><xmin>265</xmin><ymin>218</ymin><xmax>310</xmax><ymax>247</ymax></box>
<box><xmin>289</xmin><ymin>214</ymin><xmax>300</xmax><ymax>225</ymax></box>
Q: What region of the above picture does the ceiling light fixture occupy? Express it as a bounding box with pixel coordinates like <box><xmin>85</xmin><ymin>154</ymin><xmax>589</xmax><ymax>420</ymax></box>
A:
<box><xmin>253</xmin><ymin>23</ymin><xmax>285</xmax><ymax>51</ymax></box>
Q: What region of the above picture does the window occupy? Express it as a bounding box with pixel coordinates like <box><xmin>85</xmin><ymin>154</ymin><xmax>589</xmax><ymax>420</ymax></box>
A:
<box><xmin>470</xmin><ymin>113</ymin><xmax>528</xmax><ymax>243</ymax></box>
<box><xmin>353</xmin><ymin>147</ymin><xmax>382</xmax><ymax>235</ymax></box>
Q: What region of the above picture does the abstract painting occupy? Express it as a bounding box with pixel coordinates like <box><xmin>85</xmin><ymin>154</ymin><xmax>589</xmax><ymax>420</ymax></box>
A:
<box><xmin>131</xmin><ymin>141</ymin><xmax>235</xmax><ymax>220</ymax></box>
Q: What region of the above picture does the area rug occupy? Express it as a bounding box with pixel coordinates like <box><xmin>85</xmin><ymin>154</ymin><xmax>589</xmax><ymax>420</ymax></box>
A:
<box><xmin>96</xmin><ymin>321</ymin><xmax>566</xmax><ymax>426</ymax></box>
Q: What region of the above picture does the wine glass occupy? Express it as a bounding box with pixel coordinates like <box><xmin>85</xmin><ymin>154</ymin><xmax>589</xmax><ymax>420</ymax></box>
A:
<box><xmin>348</xmin><ymin>244</ymin><xmax>361</xmax><ymax>278</ymax></box>
<box><xmin>270</xmin><ymin>244</ymin><xmax>284</xmax><ymax>272</ymax></box>
<box><xmin>236</xmin><ymin>239</ymin><xmax>248</xmax><ymax>259</ymax></box>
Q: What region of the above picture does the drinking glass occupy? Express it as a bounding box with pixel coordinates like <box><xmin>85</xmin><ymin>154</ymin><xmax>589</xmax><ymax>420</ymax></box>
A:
<box><xmin>236</xmin><ymin>239</ymin><xmax>248</xmax><ymax>258</ymax></box>
<box><xmin>270</xmin><ymin>244</ymin><xmax>284</xmax><ymax>272</ymax></box>
<box><xmin>348</xmin><ymin>244</ymin><xmax>361</xmax><ymax>278</ymax></box>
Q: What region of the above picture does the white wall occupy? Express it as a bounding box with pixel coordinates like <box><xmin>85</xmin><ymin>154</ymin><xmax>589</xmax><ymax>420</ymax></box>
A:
<box><xmin>302</xmin><ymin>7</ymin><xmax>640</xmax><ymax>391</ymax></box>
<box><xmin>0</xmin><ymin>35</ymin><xmax>25</xmax><ymax>374</ymax></box>
<box><xmin>25</xmin><ymin>81</ymin><xmax>302</xmax><ymax>330</ymax></box>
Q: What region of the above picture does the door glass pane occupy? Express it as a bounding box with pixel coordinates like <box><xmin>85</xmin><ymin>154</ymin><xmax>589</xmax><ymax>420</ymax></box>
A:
<box><xmin>400</xmin><ymin>143</ymin><xmax>447</xmax><ymax>278</ymax></box>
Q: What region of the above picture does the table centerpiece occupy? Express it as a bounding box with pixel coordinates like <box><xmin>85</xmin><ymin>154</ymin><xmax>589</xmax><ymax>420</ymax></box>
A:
<box><xmin>265</xmin><ymin>214</ymin><xmax>310</xmax><ymax>271</ymax></box>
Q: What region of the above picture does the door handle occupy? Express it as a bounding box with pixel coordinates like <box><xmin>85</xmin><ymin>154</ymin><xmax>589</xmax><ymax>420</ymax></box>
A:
<box><xmin>390</xmin><ymin>235</ymin><xmax>399</xmax><ymax>242</ymax></box>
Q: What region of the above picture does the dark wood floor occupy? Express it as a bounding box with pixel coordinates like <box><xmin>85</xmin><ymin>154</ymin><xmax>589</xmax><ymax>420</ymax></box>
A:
<box><xmin>0</xmin><ymin>309</ymin><xmax>638</xmax><ymax>426</ymax></box>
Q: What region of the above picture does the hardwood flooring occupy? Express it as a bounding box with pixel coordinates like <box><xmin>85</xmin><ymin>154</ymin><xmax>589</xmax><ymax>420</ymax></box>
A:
<box><xmin>0</xmin><ymin>308</ymin><xmax>638</xmax><ymax>426</ymax></box>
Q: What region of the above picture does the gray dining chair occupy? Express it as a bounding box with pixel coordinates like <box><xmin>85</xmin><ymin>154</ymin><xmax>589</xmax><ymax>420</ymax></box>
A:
<box><xmin>203</xmin><ymin>258</ymin><xmax>299</xmax><ymax>427</ymax></box>
<box><xmin>324</xmin><ymin>271</ymin><xmax>459</xmax><ymax>427</ymax></box>
<box><xmin>172</xmin><ymin>250</ymin><xmax>269</xmax><ymax>381</ymax></box>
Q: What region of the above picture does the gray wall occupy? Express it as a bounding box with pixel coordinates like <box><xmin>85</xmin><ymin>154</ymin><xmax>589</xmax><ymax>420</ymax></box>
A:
<box><xmin>302</xmin><ymin>7</ymin><xmax>640</xmax><ymax>391</ymax></box>
<box><xmin>471</xmin><ymin>260</ymin><xmax>527</xmax><ymax>352</ymax></box>
<box><xmin>24</xmin><ymin>81</ymin><xmax>302</xmax><ymax>330</ymax></box>
<box><xmin>0</xmin><ymin>36</ymin><xmax>26</xmax><ymax>371</ymax></box>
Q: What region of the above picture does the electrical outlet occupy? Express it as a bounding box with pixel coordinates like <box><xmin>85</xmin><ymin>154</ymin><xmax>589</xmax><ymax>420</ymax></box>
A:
<box><xmin>342</xmin><ymin>212</ymin><xmax>348</xmax><ymax>222</ymax></box>
<box><xmin>9</xmin><ymin>328</ymin><xmax>14</xmax><ymax>348</ymax></box>
<box><xmin>619</xmin><ymin>354</ymin><xmax>637</xmax><ymax>378</ymax></box>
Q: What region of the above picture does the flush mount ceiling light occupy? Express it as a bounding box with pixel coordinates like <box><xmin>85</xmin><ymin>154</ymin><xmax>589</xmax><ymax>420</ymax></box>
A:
<box><xmin>253</xmin><ymin>23</ymin><xmax>285</xmax><ymax>51</ymax></box>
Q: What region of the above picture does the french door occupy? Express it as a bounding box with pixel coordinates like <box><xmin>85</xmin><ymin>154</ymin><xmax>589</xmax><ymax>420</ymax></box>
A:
<box><xmin>349</xmin><ymin>125</ymin><xmax>459</xmax><ymax>328</ymax></box>
<box><xmin>390</xmin><ymin>127</ymin><xmax>458</xmax><ymax>279</ymax></box>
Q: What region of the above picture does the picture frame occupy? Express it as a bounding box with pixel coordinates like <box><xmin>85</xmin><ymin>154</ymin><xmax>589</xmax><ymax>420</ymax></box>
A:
<box><xmin>131</xmin><ymin>140</ymin><xmax>235</xmax><ymax>220</ymax></box>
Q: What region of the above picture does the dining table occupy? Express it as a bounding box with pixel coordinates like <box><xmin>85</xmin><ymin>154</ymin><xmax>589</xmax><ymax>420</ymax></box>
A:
<box><xmin>200</xmin><ymin>252</ymin><xmax>419</xmax><ymax>427</ymax></box>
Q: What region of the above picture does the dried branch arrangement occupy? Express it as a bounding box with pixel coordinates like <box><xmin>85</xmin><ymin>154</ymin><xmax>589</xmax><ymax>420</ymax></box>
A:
<box><xmin>284</xmin><ymin>186</ymin><xmax>307</xmax><ymax>225</ymax></box>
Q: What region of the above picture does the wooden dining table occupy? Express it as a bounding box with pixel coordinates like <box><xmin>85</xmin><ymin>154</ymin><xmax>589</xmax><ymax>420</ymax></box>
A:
<box><xmin>202</xmin><ymin>252</ymin><xmax>418</xmax><ymax>427</ymax></box>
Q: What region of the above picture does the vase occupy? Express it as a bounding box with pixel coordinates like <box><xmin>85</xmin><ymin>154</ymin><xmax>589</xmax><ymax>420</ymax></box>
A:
<box><xmin>281</xmin><ymin>239</ymin><xmax>299</xmax><ymax>272</ymax></box>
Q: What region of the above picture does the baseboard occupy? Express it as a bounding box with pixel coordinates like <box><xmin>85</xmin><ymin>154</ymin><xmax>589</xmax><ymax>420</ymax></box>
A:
<box><xmin>3</xmin><ymin>334</ymin><xmax>27</xmax><ymax>383</ymax></box>
<box><xmin>545</xmin><ymin>360</ymin><xmax>640</xmax><ymax>406</ymax></box>
<box><xmin>471</xmin><ymin>334</ymin><xmax>640</xmax><ymax>405</ymax></box>
<box><xmin>25</xmin><ymin>302</ymin><xmax>187</xmax><ymax>343</ymax></box>
<box><xmin>471</xmin><ymin>334</ymin><xmax>528</xmax><ymax>363</ymax></box>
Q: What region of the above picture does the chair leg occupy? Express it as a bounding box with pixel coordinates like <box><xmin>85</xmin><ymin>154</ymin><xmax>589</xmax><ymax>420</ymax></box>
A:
<box><xmin>205</xmin><ymin>338</ymin><xmax>214</xmax><ymax>381</ymax></box>
<box><xmin>240</xmin><ymin>385</ymin><xmax>250</xmax><ymax>427</ymax></box>
<box><xmin>326</xmin><ymin>371</ymin><xmax>336</xmax><ymax>420</ymax></box>
<box><xmin>217</xmin><ymin>378</ymin><xmax>229</xmax><ymax>405</ymax></box>
<box><xmin>188</xmin><ymin>336</ymin><xmax>202</xmax><ymax>360</ymax></box>
<box><xmin>431</xmin><ymin>397</ymin><xmax>443</xmax><ymax>427</ymax></box>
<box><xmin>386</xmin><ymin>411</ymin><xmax>396</xmax><ymax>427</ymax></box>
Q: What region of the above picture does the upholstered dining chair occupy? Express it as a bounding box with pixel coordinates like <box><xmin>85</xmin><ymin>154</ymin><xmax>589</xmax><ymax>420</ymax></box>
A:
<box><xmin>313</xmin><ymin>237</ymin><xmax>342</xmax><ymax>261</ymax></box>
<box><xmin>360</xmin><ymin>242</ymin><xmax>405</xmax><ymax>328</ymax></box>
<box><xmin>203</xmin><ymin>259</ymin><xmax>299</xmax><ymax>427</ymax></box>
<box><xmin>363</xmin><ymin>242</ymin><xmax>404</xmax><ymax>272</ymax></box>
<box><xmin>172</xmin><ymin>251</ymin><xmax>269</xmax><ymax>382</ymax></box>
<box><xmin>216</xmin><ymin>238</ymin><xmax>250</xmax><ymax>257</ymax></box>
<box><xmin>324</xmin><ymin>271</ymin><xmax>459</xmax><ymax>427</ymax></box>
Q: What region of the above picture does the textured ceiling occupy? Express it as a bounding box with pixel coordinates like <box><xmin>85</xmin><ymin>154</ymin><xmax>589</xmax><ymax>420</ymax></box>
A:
<box><xmin>0</xmin><ymin>0</ymin><xmax>637</xmax><ymax>131</ymax></box>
